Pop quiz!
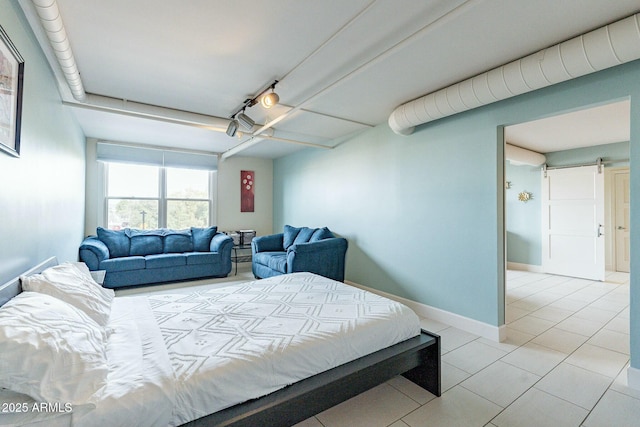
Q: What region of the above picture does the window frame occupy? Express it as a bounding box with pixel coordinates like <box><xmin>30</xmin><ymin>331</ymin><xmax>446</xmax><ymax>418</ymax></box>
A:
<box><xmin>102</xmin><ymin>162</ymin><xmax>216</xmax><ymax>230</ymax></box>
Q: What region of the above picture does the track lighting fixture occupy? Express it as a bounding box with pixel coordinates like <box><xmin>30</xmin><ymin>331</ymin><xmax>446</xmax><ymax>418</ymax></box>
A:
<box><xmin>237</xmin><ymin>111</ymin><xmax>255</xmax><ymax>129</ymax></box>
<box><xmin>226</xmin><ymin>80</ymin><xmax>280</xmax><ymax>138</ymax></box>
<box><xmin>260</xmin><ymin>85</ymin><xmax>279</xmax><ymax>109</ymax></box>
<box><xmin>226</xmin><ymin>118</ymin><xmax>239</xmax><ymax>137</ymax></box>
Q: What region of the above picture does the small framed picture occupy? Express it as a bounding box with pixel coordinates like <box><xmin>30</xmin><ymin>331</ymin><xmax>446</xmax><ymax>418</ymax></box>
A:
<box><xmin>0</xmin><ymin>25</ymin><xmax>24</xmax><ymax>157</ymax></box>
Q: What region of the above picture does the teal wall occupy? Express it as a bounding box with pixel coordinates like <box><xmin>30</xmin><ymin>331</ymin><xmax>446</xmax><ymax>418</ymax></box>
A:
<box><xmin>505</xmin><ymin>162</ymin><xmax>542</xmax><ymax>266</ymax></box>
<box><xmin>546</xmin><ymin>141</ymin><xmax>630</xmax><ymax>167</ymax></box>
<box><xmin>275</xmin><ymin>100</ymin><xmax>504</xmax><ymax>327</ymax></box>
<box><xmin>274</xmin><ymin>59</ymin><xmax>640</xmax><ymax>369</ymax></box>
<box><xmin>0</xmin><ymin>2</ymin><xmax>86</xmax><ymax>283</ymax></box>
<box><xmin>506</xmin><ymin>141</ymin><xmax>630</xmax><ymax>266</ymax></box>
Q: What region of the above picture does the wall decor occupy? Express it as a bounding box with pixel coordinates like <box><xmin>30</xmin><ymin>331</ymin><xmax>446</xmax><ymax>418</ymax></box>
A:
<box><xmin>241</xmin><ymin>170</ymin><xmax>255</xmax><ymax>212</ymax></box>
<box><xmin>518</xmin><ymin>191</ymin><xmax>532</xmax><ymax>202</ymax></box>
<box><xmin>0</xmin><ymin>25</ymin><xmax>24</xmax><ymax>157</ymax></box>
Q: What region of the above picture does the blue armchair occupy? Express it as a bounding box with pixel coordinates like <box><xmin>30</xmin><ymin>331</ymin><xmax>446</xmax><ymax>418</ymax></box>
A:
<box><xmin>251</xmin><ymin>225</ymin><xmax>348</xmax><ymax>282</ymax></box>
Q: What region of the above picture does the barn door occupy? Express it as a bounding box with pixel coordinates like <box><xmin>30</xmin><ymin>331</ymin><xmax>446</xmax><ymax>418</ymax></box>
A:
<box><xmin>541</xmin><ymin>164</ymin><xmax>605</xmax><ymax>281</ymax></box>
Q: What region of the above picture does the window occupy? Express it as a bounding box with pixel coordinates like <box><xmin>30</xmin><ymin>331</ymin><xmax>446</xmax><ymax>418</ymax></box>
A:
<box><xmin>105</xmin><ymin>163</ymin><xmax>212</xmax><ymax>230</ymax></box>
<box><xmin>166</xmin><ymin>167</ymin><xmax>211</xmax><ymax>228</ymax></box>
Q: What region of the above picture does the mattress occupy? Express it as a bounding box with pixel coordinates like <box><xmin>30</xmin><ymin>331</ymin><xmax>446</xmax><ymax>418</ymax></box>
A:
<box><xmin>9</xmin><ymin>272</ymin><xmax>421</xmax><ymax>427</ymax></box>
<box><xmin>149</xmin><ymin>272</ymin><xmax>421</xmax><ymax>425</ymax></box>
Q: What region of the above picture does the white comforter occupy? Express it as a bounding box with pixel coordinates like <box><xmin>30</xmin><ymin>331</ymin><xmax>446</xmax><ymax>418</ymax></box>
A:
<box><xmin>150</xmin><ymin>272</ymin><xmax>421</xmax><ymax>425</ymax></box>
<box><xmin>73</xmin><ymin>295</ymin><xmax>175</xmax><ymax>427</ymax></box>
<box><xmin>11</xmin><ymin>272</ymin><xmax>421</xmax><ymax>427</ymax></box>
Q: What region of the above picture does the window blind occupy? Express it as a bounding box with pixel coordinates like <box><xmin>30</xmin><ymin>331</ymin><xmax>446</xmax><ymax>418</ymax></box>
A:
<box><xmin>96</xmin><ymin>142</ymin><xmax>218</xmax><ymax>170</ymax></box>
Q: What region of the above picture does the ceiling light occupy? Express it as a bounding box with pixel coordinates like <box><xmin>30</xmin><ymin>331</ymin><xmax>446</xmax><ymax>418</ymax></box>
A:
<box><xmin>237</xmin><ymin>112</ymin><xmax>255</xmax><ymax>129</ymax></box>
<box><xmin>226</xmin><ymin>118</ymin><xmax>239</xmax><ymax>137</ymax></box>
<box><xmin>261</xmin><ymin>90</ymin><xmax>279</xmax><ymax>109</ymax></box>
<box><xmin>225</xmin><ymin>79</ymin><xmax>279</xmax><ymax>138</ymax></box>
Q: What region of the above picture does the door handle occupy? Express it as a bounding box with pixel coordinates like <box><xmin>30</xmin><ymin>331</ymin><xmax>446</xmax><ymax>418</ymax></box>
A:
<box><xmin>617</xmin><ymin>226</ymin><xmax>626</xmax><ymax>230</ymax></box>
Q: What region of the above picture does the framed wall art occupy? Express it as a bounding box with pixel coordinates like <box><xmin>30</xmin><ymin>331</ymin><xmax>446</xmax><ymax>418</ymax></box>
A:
<box><xmin>0</xmin><ymin>25</ymin><xmax>24</xmax><ymax>157</ymax></box>
<box><xmin>241</xmin><ymin>170</ymin><xmax>255</xmax><ymax>212</ymax></box>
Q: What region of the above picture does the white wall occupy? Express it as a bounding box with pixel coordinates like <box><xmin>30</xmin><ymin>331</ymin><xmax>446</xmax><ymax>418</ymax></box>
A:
<box><xmin>216</xmin><ymin>156</ymin><xmax>273</xmax><ymax>236</ymax></box>
<box><xmin>84</xmin><ymin>138</ymin><xmax>100</xmax><ymax>237</ymax></box>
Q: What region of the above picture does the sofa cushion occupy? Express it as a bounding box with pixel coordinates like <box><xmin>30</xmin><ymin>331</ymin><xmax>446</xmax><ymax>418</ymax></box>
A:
<box><xmin>164</xmin><ymin>230</ymin><xmax>194</xmax><ymax>253</ymax></box>
<box><xmin>100</xmin><ymin>257</ymin><xmax>145</xmax><ymax>272</ymax></box>
<box><xmin>254</xmin><ymin>251</ymin><xmax>287</xmax><ymax>273</ymax></box>
<box><xmin>283</xmin><ymin>225</ymin><xmax>302</xmax><ymax>250</ymax></box>
<box><xmin>310</xmin><ymin>227</ymin><xmax>334</xmax><ymax>242</ymax></box>
<box><xmin>145</xmin><ymin>254</ymin><xmax>186</xmax><ymax>269</ymax></box>
<box><xmin>186</xmin><ymin>252</ymin><xmax>218</xmax><ymax>266</ymax></box>
<box><xmin>126</xmin><ymin>229</ymin><xmax>164</xmax><ymax>256</ymax></box>
<box><xmin>191</xmin><ymin>226</ymin><xmax>218</xmax><ymax>251</ymax></box>
<box><xmin>293</xmin><ymin>227</ymin><xmax>316</xmax><ymax>246</ymax></box>
<box><xmin>97</xmin><ymin>227</ymin><xmax>130</xmax><ymax>258</ymax></box>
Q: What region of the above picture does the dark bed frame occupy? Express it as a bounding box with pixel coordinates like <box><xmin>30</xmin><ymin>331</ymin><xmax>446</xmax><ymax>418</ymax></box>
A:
<box><xmin>0</xmin><ymin>257</ymin><xmax>441</xmax><ymax>427</ymax></box>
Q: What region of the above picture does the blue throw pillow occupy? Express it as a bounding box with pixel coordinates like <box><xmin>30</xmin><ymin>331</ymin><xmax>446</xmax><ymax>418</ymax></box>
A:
<box><xmin>191</xmin><ymin>226</ymin><xmax>218</xmax><ymax>252</ymax></box>
<box><xmin>283</xmin><ymin>225</ymin><xmax>302</xmax><ymax>250</ymax></box>
<box><xmin>310</xmin><ymin>227</ymin><xmax>334</xmax><ymax>242</ymax></box>
<box><xmin>97</xmin><ymin>227</ymin><xmax>130</xmax><ymax>258</ymax></box>
<box><xmin>126</xmin><ymin>229</ymin><xmax>163</xmax><ymax>256</ymax></box>
<box><xmin>164</xmin><ymin>230</ymin><xmax>194</xmax><ymax>253</ymax></box>
<box><xmin>293</xmin><ymin>227</ymin><xmax>316</xmax><ymax>245</ymax></box>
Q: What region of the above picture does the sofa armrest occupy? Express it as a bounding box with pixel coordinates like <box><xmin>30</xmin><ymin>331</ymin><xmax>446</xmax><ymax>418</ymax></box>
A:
<box><xmin>287</xmin><ymin>237</ymin><xmax>348</xmax><ymax>281</ymax></box>
<box><xmin>210</xmin><ymin>233</ymin><xmax>233</xmax><ymax>254</ymax></box>
<box><xmin>252</xmin><ymin>233</ymin><xmax>284</xmax><ymax>253</ymax></box>
<box><xmin>79</xmin><ymin>237</ymin><xmax>110</xmax><ymax>271</ymax></box>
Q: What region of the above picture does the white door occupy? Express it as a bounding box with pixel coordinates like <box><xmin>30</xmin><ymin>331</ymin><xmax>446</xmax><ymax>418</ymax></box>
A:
<box><xmin>541</xmin><ymin>165</ymin><xmax>605</xmax><ymax>281</ymax></box>
<box><xmin>615</xmin><ymin>172</ymin><xmax>630</xmax><ymax>272</ymax></box>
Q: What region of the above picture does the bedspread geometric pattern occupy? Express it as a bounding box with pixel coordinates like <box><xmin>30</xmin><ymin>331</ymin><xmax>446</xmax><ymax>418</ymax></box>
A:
<box><xmin>147</xmin><ymin>272</ymin><xmax>421</xmax><ymax>424</ymax></box>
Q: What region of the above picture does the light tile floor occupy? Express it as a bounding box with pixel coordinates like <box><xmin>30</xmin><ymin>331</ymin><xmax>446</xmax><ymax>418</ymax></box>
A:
<box><xmin>293</xmin><ymin>270</ymin><xmax>638</xmax><ymax>427</ymax></box>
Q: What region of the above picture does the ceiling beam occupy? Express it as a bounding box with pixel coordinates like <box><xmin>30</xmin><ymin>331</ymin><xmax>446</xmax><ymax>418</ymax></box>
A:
<box><xmin>221</xmin><ymin>135</ymin><xmax>332</xmax><ymax>161</ymax></box>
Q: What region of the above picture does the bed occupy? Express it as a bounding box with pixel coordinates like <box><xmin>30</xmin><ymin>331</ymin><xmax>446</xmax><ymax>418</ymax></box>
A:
<box><xmin>0</xmin><ymin>257</ymin><xmax>440</xmax><ymax>427</ymax></box>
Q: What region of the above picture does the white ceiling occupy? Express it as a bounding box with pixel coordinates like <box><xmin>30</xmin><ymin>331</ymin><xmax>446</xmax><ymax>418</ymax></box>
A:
<box><xmin>505</xmin><ymin>100</ymin><xmax>631</xmax><ymax>154</ymax></box>
<box><xmin>19</xmin><ymin>0</ymin><xmax>640</xmax><ymax>158</ymax></box>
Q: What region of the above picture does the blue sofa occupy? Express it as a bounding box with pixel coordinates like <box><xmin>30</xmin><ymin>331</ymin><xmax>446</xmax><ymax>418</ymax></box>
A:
<box><xmin>79</xmin><ymin>226</ymin><xmax>233</xmax><ymax>288</ymax></box>
<box><xmin>251</xmin><ymin>225</ymin><xmax>348</xmax><ymax>282</ymax></box>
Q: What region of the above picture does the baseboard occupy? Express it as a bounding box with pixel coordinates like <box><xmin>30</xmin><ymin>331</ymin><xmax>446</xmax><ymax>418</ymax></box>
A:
<box><xmin>345</xmin><ymin>280</ymin><xmax>505</xmax><ymax>342</ymax></box>
<box><xmin>628</xmin><ymin>366</ymin><xmax>640</xmax><ymax>391</ymax></box>
<box><xmin>507</xmin><ymin>262</ymin><xmax>544</xmax><ymax>273</ymax></box>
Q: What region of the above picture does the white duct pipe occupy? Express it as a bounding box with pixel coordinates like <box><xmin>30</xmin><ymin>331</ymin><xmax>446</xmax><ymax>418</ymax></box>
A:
<box><xmin>31</xmin><ymin>0</ymin><xmax>85</xmax><ymax>101</ymax></box>
<box><xmin>389</xmin><ymin>13</ymin><xmax>640</xmax><ymax>135</ymax></box>
<box><xmin>505</xmin><ymin>143</ymin><xmax>546</xmax><ymax>166</ymax></box>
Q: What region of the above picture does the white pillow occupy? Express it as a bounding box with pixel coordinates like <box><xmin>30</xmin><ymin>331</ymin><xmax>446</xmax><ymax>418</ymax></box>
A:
<box><xmin>0</xmin><ymin>292</ymin><xmax>108</xmax><ymax>405</ymax></box>
<box><xmin>21</xmin><ymin>263</ymin><xmax>114</xmax><ymax>327</ymax></box>
<box><xmin>73</xmin><ymin>261</ymin><xmax>93</xmax><ymax>278</ymax></box>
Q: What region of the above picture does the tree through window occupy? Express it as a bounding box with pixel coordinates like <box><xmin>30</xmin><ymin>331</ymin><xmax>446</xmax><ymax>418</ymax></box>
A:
<box><xmin>105</xmin><ymin>163</ymin><xmax>211</xmax><ymax>230</ymax></box>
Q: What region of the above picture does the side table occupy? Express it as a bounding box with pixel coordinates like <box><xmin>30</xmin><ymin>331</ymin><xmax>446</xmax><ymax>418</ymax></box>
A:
<box><xmin>231</xmin><ymin>244</ymin><xmax>252</xmax><ymax>275</ymax></box>
<box><xmin>90</xmin><ymin>270</ymin><xmax>106</xmax><ymax>285</ymax></box>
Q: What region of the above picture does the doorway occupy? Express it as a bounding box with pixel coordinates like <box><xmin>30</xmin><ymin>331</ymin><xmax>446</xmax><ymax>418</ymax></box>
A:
<box><xmin>504</xmin><ymin>100</ymin><xmax>630</xmax><ymax>277</ymax></box>
<box><xmin>613</xmin><ymin>170</ymin><xmax>631</xmax><ymax>273</ymax></box>
<box><xmin>503</xmin><ymin>99</ymin><xmax>631</xmax><ymax>334</ymax></box>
